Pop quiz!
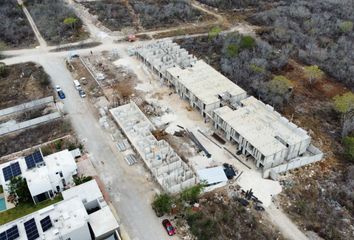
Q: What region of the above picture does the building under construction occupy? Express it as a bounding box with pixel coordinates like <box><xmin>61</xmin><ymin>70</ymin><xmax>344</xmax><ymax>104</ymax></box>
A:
<box><xmin>110</xmin><ymin>102</ymin><xmax>196</xmax><ymax>193</ymax></box>
<box><xmin>131</xmin><ymin>40</ymin><xmax>323</xmax><ymax>178</ymax></box>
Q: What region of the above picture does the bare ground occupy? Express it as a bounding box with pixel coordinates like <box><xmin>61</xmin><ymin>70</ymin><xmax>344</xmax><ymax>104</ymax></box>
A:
<box><xmin>0</xmin><ymin>62</ymin><xmax>52</xmax><ymax>109</ymax></box>
<box><xmin>0</xmin><ymin>119</ymin><xmax>72</xmax><ymax>158</ymax></box>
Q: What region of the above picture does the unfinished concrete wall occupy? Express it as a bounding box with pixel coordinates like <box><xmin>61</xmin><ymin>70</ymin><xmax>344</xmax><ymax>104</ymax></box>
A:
<box><xmin>263</xmin><ymin>144</ymin><xmax>324</xmax><ymax>179</ymax></box>
<box><xmin>132</xmin><ymin>40</ymin><xmax>323</xmax><ymax>177</ymax></box>
<box><xmin>110</xmin><ymin>102</ymin><xmax>196</xmax><ymax>193</ymax></box>
<box><xmin>0</xmin><ymin>112</ymin><xmax>61</xmax><ymax>136</ymax></box>
<box><xmin>0</xmin><ymin>96</ymin><xmax>54</xmax><ymax>117</ymax></box>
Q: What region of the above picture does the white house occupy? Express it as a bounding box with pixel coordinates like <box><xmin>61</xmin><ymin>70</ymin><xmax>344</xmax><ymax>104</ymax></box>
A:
<box><xmin>0</xmin><ymin>149</ymin><xmax>78</xmax><ymax>204</ymax></box>
<box><xmin>0</xmin><ymin>180</ymin><xmax>120</xmax><ymax>240</ymax></box>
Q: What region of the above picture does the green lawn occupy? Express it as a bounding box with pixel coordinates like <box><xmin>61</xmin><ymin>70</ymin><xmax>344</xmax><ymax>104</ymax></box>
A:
<box><xmin>0</xmin><ymin>195</ymin><xmax>63</xmax><ymax>225</ymax></box>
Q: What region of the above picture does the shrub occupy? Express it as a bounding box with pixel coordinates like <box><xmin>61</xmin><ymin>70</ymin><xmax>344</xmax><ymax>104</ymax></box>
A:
<box><xmin>339</xmin><ymin>21</ymin><xmax>353</xmax><ymax>33</ymax></box>
<box><xmin>152</xmin><ymin>193</ymin><xmax>173</xmax><ymax>216</ymax></box>
<box><xmin>343</xmin><ymin>136</ymin><xmax>354</xmax><ymax>162</ymax></box>
<box><xmin>240</xmin><ymin>36</ymin><xmax>256</xmax><ymax>49</ymax></box>
<box><xmin>7</xmin><ymin>176</ymin><xmax>32</xmax><ymax>205</ymax></box>
<box><xmin>180</xmin><ymin>184</ymin><xmax>204</xmax><ymax>203</ymax></box>
<box><xmin>208</xmin><ymin>26</ymin><xmax>222</xmax><ymax>40</ymax></box>
<box><xmin>0</xmin><ymin>63</ymin><xmax>8</xmax><ymax>78</ymax></box>
<box><xmin>226</xmin><ymin>43</ymin><xmax>239</xmax><ymax>57</ymax></box>
<box><xmin>73</xmin><ymin>175</ymin><xmax>93</xmax><ymax>186</ymax></box>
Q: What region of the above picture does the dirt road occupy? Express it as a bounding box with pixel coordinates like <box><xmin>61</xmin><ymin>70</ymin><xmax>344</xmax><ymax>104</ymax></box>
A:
<box><xmin>17</xmin><ymin>0</ymin><xmax>47</xmax><ymax>48</ymax></box>
<box><xmin>35</xmin><ymin>55</ymin><xmax>177</xmax><ymax>240</ymax></box>
<box><xmin>266</xmin><ymin>203</ymin><xmax>309</xmax><ymax>240</ymax></box>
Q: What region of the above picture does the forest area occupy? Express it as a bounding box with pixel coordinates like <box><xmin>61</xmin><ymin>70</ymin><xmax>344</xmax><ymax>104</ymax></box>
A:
<box><xmin>80</xmin><ymin>0</ymin><xmax>206</xmax><ymax>31</ymax></box>
<box><xmin>24</xmin><ymin>0</ymin><xmax>88</xmax><ymax>44</ymax></box>
<box><xmin>0</xmin><ymin>0</ymin><xmax>36</xmax><ymax>48</ymax></box>
<box><xmin>183</xmin><ymin>1</ymin><xmax>354</xmax><ymax>239</ymax></box>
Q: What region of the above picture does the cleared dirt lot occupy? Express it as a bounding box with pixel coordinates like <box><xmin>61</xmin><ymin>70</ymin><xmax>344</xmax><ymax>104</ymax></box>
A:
<box><xmin>0</xmin><ymin>62</ymin><xmax>51</xmax><ymax>109</ymax></box>
<box><xmin>0</xmin><ymin>119</ymin><xmax>72</xmax><ymax>158</ymax></box>
<box><xmin>0</xmin><ymin>0</ymin><xmax>36</xmax><ymax>48</ymax></box>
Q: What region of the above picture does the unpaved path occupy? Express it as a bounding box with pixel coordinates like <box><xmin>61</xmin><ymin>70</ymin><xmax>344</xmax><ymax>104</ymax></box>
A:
<box><xmin>266</xmin><ymin>203</ymin><xmax>309</xmax><ymax>240</ymax></box>
<box><xmin>17</xmin><ymin>0</ymin><xmax>47</xmax><ymax>48</ymax></box>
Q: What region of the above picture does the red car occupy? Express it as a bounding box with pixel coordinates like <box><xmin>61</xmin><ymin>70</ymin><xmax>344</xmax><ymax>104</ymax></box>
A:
<box><xmin>162</xmin><ymin>219</ymin><xmax>176</xmax><ymax>236</ymax></box>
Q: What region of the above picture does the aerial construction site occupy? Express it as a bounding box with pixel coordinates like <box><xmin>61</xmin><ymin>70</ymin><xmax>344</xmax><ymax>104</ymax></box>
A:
<box><xmin>1</xmin><ymin>1</ymin><xmax>353</xmax><ymax>240</ymax></box>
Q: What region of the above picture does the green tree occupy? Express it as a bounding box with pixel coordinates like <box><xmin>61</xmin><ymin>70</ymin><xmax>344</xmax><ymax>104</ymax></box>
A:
<box><xmin>304</xmin><ymin>65</ymin><xmax>324</xmax><ymax>85</ymax></box>
<box><xmin>0</xmin><ymin>62</ymin><xmax>8</xmax><ymax>78</ymax></box>
<box><xmin>343</xmin><ymin>136</ymin><xmax>354</xmax><ymax>162</ymax></box>
<box><xmin>267</xmin><ymin>75</ymin><xmax>293</xmax><ymax>96</ymax></box>
<box><xmin>333</xmin><ymin>92</ymin><xmax>354</xmax><ymax>113</ymax></box>
<box><xmin>343</xmin><ymin>136</ymin><xmax>354</xmax><ymax>161</ymax></box>
<box><xmin>250</xmin><ymin>64</ymin><xmax>266</xmax><ymax>74</ymax></box>
<box><xmin>180</xmin><ymin>184</ymin><xmax>204</xmax><ymax>203</ymax></box>
<box><xmin>208</xmin><ymin>26</ymin><xmax>222</xmax><ymax>40</ymax></box>
<box><xmin>63</xmin><ymin>17</ymin><xmax>78</xmax><ymax>30</ymax></box>
<box><xmin>339</xmin><ymin>21</ymin><xmax>353</xmax><ymax>33</ymax></box>
<box><xmin>333</xmin><ymin>92</ymin><xmax>354</xmax><ymax>137</ymax></box>
<box><xmin>7</xmin><ymin>176</ymin><xmax>31</xmax><ymax>205</ymax></box>
<box><xmin>0</xmin><ymin>42</ymin><xmax>5</xmax><ymax>59</ymax></box>
<box><xmin>73</xmin><ymin>175</ymin><xmax>93</xmax><ymax>186</ymax></box>
<box><xmin>226</xmin><ymin>43</ymin><xmax>239</xmax><ymax>57</ymax></box>
<box><xmin>240</xmin><ymin>36</ymin><xmax>256</xmax><ymax>49</ymax></box>
<box><xmin>152</xmin><ymin>193</ymin><xmax>173</xmax><ymax>216</ymax></box>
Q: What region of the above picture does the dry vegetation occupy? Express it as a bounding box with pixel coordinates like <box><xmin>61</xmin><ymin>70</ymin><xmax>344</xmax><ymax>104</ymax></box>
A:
<box><xmin>81</xmin><ymin>0</ymin><xmax>134</xmax><ymax>31</ymax></box>
<box><xmin>0</xmin><ymin>119</ymin><xmax>72</xmax><ymax>158</ymax></box>
<box><xmin>157</xmin><ymin>188</ymin><xmax>284</xmax><ymax>240</ymax></box>
<box><xmin>0</xmin><ymin>62</ymin><xmax>51</xmax><ymax>109</ymax></box>
<box><xmin>177</xmin><ymin>31</ymin><xmax>354</xmax><ymax>240</ymax></box>
<box><xmin>40</xmin><ymin>135</ymin><xmax>82</xmax><ymax>156</ymax></box>
<box><xmin>0</xmin><ymin>0</ymin><xmax>36</xmax><ymax>48</ymax></box>
<box><xmin>131</xmin><ymin>0</ymin><xmax>205</xmax><ymax>30</ymax></box>
<box><xmin>189</xmin><ymin>193</ymin><xmax>283</xmax><ymax>240</ymax></box>
<box><xmin>24</xmin><ymin>0</ymin><xmax>88</xmax><ymax>44</ymax></box>
<box><xmin>199</xmin><ymin>0</ymin><xmax>354</xmax><ymax>90</ymax></box>
<box><xmin>79</xmin><ymin>0</ymin><xmax>208</xmax><ymax>31</ymax></box>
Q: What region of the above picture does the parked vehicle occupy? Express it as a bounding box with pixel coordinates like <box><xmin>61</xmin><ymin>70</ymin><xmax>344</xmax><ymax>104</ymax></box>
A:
<box><xmin>79</xmin><ymin>89</ymin><xmax>86</xmax><ymax>98</ymax></box>
<box><xmin>55</xmin><ymin>85</ymin><xmax>65</xmax><ymax>99</ymax></box>
<box><xmin>162</xmin><ymin>219</ymin><xmax>176</xmax><ymax>236</ymax></box>
<box><xmin>73</xmin><ymin>80</ymin><xmax>81</xmax><ymax>90</ymax></box>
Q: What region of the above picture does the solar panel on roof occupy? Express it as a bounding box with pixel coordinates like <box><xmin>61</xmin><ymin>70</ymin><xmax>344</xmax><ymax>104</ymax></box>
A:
<box><xmin>2</xmin><ymin>163</ymin><xmax>21</xmax><ymax>182</ymax></box>
<box><xmin>10</xmin><ymin>163</ymin><xmax>21</xmax><ymax>178</ymax></box>
<box><xmin>24</xmin><ymin>219</ymin><xmax>39</xmax><ymax>240</ymax></box>
<box><xmin>25</xmin><ymin>151</ymin><xmax>44</xmax><ymax>170</ymax></box>
<box><xmin>32</xmin><ymin>151</ymin><xmax>43</xmax><ymax>164</ymax></box>
<box><xmin>39</xmin><ymin>216</ymin><xmax>52</xmax><ymax>232</ymax></box>
<box><xmin>0</xmin><ymin>232</ymin><xmax>6</xmax><ymax>240</ymax></box>
<box><xmin>2</xmin><ymin>166</ymin><xmax>12</xmax><ymax>182</ymax></box>
<box><xmin>6</xmin><ymin>226</ymin><xmax>19</xmax><ymax>240</ymax></box>
<box><xmin>25</xmin><ymin>155</ymin><xmax>35</xmax><ymax>169</ymax></box>
<box><xmin>0</xmin><ymin>226</ymin><xmax>19</xmax><ymax>240</ymax></box>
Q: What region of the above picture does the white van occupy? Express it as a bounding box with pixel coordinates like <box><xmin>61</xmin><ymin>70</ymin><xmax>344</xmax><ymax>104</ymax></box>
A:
<box><xmin>73</xmin><ymin>80</ymin><xmax>81</xmax><ymax>90</ymax></box>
